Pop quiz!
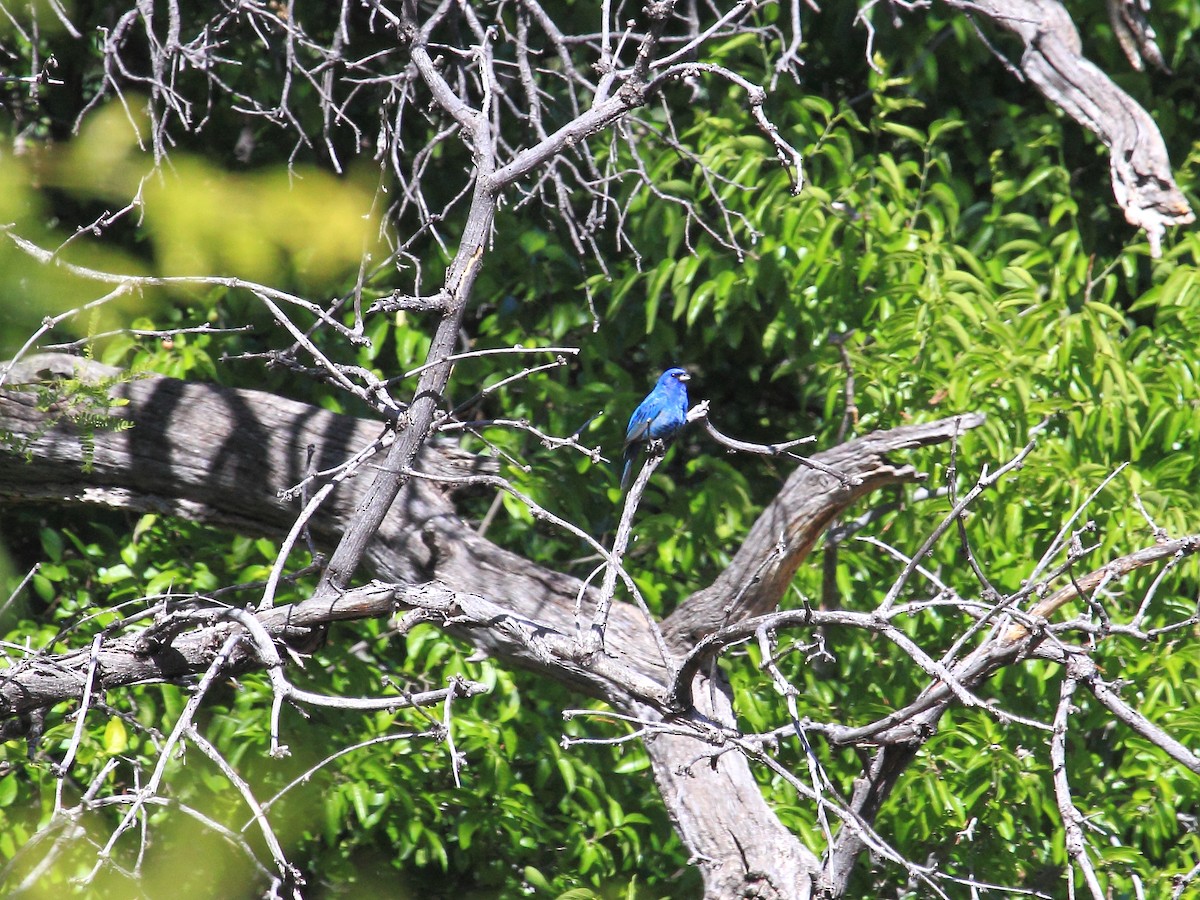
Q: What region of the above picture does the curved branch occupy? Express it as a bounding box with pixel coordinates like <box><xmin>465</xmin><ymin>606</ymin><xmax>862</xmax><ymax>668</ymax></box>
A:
<box><xmin>1005</xmin><ymin>534</ymin><xmax>1200</xmax><ymax>642</ymax></box>
<box><xmin>663</xmin><ymin>414</ymin><xmax>986</xmax><ymax>648</ymax></box>
<box><xmin>643</xmin><ymin>61</ymin><xmax>805</xmax><ymax>194</ymax></box>
<box><xmin>0</xmin><ymin>360</ymin><xmax>993</xmax><ymax>896</ymax></box>
<box><xmin>0</xmin><ymin>581</ymin><xmax>483</xmax><ymax>740</ymax></box>
<box><xmin>0</xmin><ymin>354</ymin><xmax>671</xmax><ymax>698</ymax></box>
<box><xmin>948</xmin><ymin>0</ymin><xmax>1194</xmax><ymax>254</ymax></box>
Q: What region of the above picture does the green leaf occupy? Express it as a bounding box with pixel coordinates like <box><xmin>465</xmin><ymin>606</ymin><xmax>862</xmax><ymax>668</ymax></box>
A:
<box><xmin>524</xmin><ymin>866</ymin><xmax>553</xmax><ymax>892</ymax></box>
<box><xmin>39</xmin><ymin>528</ymin><xmax>64</xmax><ymax>562</ymax></box>
<box><xmin>878</xmin><ymin>121</ymin><xmax>926</xmax><ymax>144</ymax></box>
<box><xmin>103</xmin><ymin>716</ymin><xmax>128</xmax><ymax>755</ymax></box>
<box><xmin>613</xmin><ymin>754</ymin><xmax>649</xmax><ymax>775</ymax></box>
<box><xmin>0</xmin><ymin>775</ymin><xmax>18</xmax><ymax>807</ymax></box>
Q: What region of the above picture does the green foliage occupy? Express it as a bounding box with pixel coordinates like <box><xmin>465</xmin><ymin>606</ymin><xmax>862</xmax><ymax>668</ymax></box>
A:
<box><xmin>526</xmin><ymin>53</ymin><xmax>1199</xmax><ymax>897</ymax></box>
<box><xmin>0</xmin><ymin>357</ymin><xmax>138</xmax><ymax>473</ymax></box>
<box><xmin>0</xmin><ymin>505</ymin><xmax>687</xmax><ymax>898</ymax></box>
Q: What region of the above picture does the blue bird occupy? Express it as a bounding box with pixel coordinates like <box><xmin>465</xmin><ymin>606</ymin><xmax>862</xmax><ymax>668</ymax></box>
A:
<box><xmin>621</xmin><ymin>367</ymin><xmax>691</xmax><ymax>490</ymax></box>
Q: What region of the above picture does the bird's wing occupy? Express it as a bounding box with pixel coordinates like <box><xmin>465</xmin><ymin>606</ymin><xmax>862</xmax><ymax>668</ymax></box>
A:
<box><xmin>624</xmin><ymin>414</ymin><xmax>653</xmax><ymax>447</ymax></box>
<box><xmin>625</xmin><ymin>393</ymin><xmax>664</xmax><ymax>444</ymax></box>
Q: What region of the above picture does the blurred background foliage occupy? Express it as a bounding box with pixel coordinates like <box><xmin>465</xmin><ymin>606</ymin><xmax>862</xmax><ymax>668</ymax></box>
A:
<box><xmin>1</xmin><ymin>0</ymin><xmax>1199</xmax><ymax>896</ymax></box>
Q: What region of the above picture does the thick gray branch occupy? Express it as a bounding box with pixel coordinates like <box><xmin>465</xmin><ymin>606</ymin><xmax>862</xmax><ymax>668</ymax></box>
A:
<box><xmin>0</xmin><ymin>354</ymin><xmax>667</xmax><ymax>703</ymax></box>
<box><xmin>952</xmin><ymin>0</ymin><xmax>1193</xmax><ymax>254</ymax></box>
<box><xmin>0</xmin><ymin>356</ymin><xmax>989</xmax><ymax>897</ymax></box>
<box><xmin>663</xmin><ymin>414</ymin><xmax>986</xmax><ymax>648</ymax></box>
<box><xmin>638</xmin><ymin>682</ymin><xmax>821</xmax><ymax>899</ymax></box>
<box><xmin>0</xmin><ymin>581</ymin><xmax>470</xmax><ymax>739</ymax></box>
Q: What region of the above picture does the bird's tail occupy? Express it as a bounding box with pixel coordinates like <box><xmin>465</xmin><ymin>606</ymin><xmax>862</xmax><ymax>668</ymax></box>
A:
<box><xmin>619</xmin><ymin>445</ymin><xmax>638</xmax><ymax>492</ymax></box>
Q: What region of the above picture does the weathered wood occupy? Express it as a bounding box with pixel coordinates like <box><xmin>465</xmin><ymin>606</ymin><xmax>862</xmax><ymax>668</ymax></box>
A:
<box><xmin>0</xmin><ymin>354</ymin><xmax>983</xmax><ymax>898</ymax></box>
<box><xmin>946</xmin><ymin>0</ymin><xmax>1193</xmax><ymax>254</ymax></box>
<box><xmin>663</xmin><ymin>414</ymin><xmax>986</xmax><ymax>648</ymax></box>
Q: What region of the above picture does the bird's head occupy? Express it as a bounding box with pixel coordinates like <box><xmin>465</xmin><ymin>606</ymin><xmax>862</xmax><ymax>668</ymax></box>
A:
<box><xmin>661</xmin><ymin>367</ymin><xmax>690</xmax><ymax>385</ymax></box>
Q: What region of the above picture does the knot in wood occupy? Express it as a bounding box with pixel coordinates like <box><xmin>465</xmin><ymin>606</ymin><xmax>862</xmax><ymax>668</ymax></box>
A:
<box><xmin>617</xmin><ymin>81</ymin><xmax>646</xmax><ymax>106</ymax></box>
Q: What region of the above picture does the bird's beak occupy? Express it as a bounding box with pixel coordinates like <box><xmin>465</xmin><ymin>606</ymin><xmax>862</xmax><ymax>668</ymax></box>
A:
<box><xmin>679</xmin><ymin>373</ymin><xmax>691</xmax><ymax>382</ymax></box>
